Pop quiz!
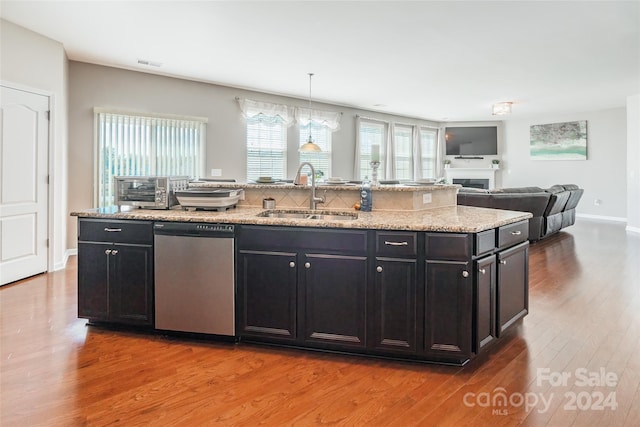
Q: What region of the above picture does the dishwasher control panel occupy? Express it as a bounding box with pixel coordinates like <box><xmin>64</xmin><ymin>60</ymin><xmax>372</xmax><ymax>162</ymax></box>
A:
<box><xmin>153</xmin><ymin>222</ymin><xmax>235</xmax><ymax>236</ymax></box>
<box><xmin>194</xmin><ymin>224</ymin><xmax>234</xmax><ymax>233</ymax></box>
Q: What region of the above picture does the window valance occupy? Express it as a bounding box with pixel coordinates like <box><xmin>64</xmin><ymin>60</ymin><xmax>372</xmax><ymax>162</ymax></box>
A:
<box><xmin>237</xmin><ymin>98</ymin><xmax>294</xmax><ymax>126</ymax></box>
<box><xmin>295</xmin><ymin>107</ymin><xmax>342</xmax><ymax>131</ymax></box>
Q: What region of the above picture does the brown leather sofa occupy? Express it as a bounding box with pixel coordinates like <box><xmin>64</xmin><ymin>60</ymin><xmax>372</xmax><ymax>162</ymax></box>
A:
<box><xmin>457</xmin><ymin>184</ymin><xmax>583</xmax><ymax>241</ymax></box>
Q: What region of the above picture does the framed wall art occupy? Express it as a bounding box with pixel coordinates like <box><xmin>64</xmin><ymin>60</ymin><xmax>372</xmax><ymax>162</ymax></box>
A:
<box><xmin>530</xmin><ymin>120</ymin><xmax>587</xmax><ymax>160</ymax></box>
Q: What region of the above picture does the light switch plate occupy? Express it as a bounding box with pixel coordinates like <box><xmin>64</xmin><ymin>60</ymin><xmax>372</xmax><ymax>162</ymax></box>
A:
<box><xmin>423</xmin><ymin>193</ymin><xmax>432</xmax><ymax>204</ymax></box>
<box><xmin>210</xmin><ymin>168</ymin><xmax>222</xmax><ymax>177</ymax></box>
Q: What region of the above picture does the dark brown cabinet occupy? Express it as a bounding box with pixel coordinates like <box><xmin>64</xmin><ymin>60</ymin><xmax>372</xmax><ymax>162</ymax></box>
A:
<box><xmin>497</xmin><ymin>241</ymin><xmax>529</xmax><ymax>336</ymax></box>
<box><xmin>236</xmin><ymin>250</ymin><xmax>298</xmax><ymax>341</ymax></box>
<box><xmin>302</xmin><ymin>253</ymin><xmax>368</xmax><ymax>348</ymax></box>
<box><xmin>77</xmin><ymin>219</ymin><xmax>153</xmax><ymax>326</ymax></box>
<box><xmin>372</xmin><ymin>231</ymin><xmax>419</xmax><ymax>354</ymax></box>
<box><xmin>475</xmin><ymin>255</ymin><xmax>497</xmax><ymax>352</ymax></box>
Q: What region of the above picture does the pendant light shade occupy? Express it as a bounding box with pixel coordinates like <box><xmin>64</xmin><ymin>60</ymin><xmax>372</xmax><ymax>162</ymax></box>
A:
<box><xmin>299</xmin><ymin>73</ymin><xmax>322</xmax><ymax>152</ymax></box>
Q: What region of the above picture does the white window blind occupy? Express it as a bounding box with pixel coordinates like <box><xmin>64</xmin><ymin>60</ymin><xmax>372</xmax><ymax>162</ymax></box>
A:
<box><xmin>394</xmin><ymin>124</ymin><xmax>413</xmax><ymax>180</ymax></box>
<box><xmin>420</xmin><ymin>127</ymin><xmax>438</xmax><ymax>179</ymax></box>
<box><xmin>358</xmin><ymin>120</ymin><xmax>386</xmax><ymax>180</ymax></box>
<box><xmin>95</xmin><ymin>111</ymin><xmax>206</xmax><ymax>208</ymax></box>
<box><xmin>246</xmin><ymin>115</ymin><xmax>287</xmax><ymax>181</ymax></box>
<box><xmin>299</xmin><ymin>123</ymin><xmax>332</xmax><ymax>180</ymax></box>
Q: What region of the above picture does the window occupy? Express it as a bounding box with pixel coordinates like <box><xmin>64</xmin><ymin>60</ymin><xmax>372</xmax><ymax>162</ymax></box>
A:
<box><xmin>95</xmin><ymin>111</ymin><xmax>206</xmax><ymax>208</ymax></box>
<box><xmin>394</xmin><ymin>124</ymin><xmax>413</xmax><ymax>180</ymax></box>
<box><xmin>358</xmin><ymin>120</ymin><xmax>386</xmax><ymax>180</ymax></box>
<box><xmin>246</xmin><ymin>115</ymin><xmax>288</xmax><ymax>182</ymax></box>
<box><xmin>420</xmin><ymin>127</ymin><xmax>438</xmax><ymax>179</ymax></box>
<box><xmin>299</xmin><ymin>122</ymin><xmax>332</xmax><ymax>180</ymax></box>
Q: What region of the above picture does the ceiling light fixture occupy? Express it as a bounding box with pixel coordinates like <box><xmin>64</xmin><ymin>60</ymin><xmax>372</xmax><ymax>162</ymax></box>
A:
<box><xmin>137</xmin><ymin>59</ymin><xmax>162</xmax><ymax>67</ymax></box>
<box><xmin>299</xmin><ymin>73</ymin><xmax>322</xmax><ymax>152</ymax></box>
<box><xmin>492</xmin><ymin>102</ymin><xmax>513</xmax><ymax>116</ymax></box>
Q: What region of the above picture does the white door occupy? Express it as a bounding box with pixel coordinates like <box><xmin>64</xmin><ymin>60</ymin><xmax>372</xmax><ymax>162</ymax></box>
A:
<box><xmin>0</xmin><ymin>85</ymin><xmax>49</xmax><ymax>286</ymax></box>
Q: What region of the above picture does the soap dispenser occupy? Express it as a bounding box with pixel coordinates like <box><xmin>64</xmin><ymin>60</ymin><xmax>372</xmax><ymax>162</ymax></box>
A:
<box><xmin>360</xmin><ymin>177</ymin><xmax>372</xmax><ymax>212</ymax></box>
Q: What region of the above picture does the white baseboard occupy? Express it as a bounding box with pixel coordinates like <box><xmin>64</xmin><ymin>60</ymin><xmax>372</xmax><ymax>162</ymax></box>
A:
<box><xmin>576</xmin><ymin>213</ymin><xmax>627</xmax><ymax>223</ymax></box>
<box><xmin>626</xmin><ymin>226</ymin><xmax>640</xmax><ymax>235</ymax></box>
<box><xmin>52</xmin><ymin>249</ymin><xmax>77</xmax><ymax>271</ymax></box>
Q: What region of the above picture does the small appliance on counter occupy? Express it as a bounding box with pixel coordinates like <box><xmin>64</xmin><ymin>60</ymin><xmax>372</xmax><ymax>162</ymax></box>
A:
<box><xmin>175</xmin><ymin>188</ymin><xmax>243</xmax><ymax>211</ymax></box>
<box><xmin>114</xmin><ymin>176</ymin><xmax>189</xmax><ymax>209</ymax></box>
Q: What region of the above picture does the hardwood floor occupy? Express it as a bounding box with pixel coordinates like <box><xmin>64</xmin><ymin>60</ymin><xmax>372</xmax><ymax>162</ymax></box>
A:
<box><xmin>1</xmin><ymin>220</ymin><xmax>639</xmax><ymax>426</ymax></box>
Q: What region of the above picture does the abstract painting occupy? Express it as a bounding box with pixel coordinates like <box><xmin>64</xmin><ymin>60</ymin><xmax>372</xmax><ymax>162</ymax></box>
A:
<box><xmin>530</xmin><ymin>120</ymin><xmax>587</xmax><ymax>160</ymax></box>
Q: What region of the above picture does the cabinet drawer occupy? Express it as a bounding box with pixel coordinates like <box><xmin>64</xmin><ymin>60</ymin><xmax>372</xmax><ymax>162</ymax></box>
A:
<box><xmin>78</xmin><ymin>219</ymin><xmax>153</xmax><ymax>244</ymax></box>
<box><xmin>425</xmin><ymin>233</ymin><xmax>471</xmax><ymax>261</ymax></box>
<box><xmin>497</xmin><ymin>220</ymin><xmax>528</xmax><ymax>249</ymax></box>
<box><xmin>238</xmin><ymin>225</ymin><xmax>368</xmax><ymax>254</ymax></box>
<box><xmin>376</xmin><ymin>231</ymin><xmax>417</xmax><ymax>257</ymax></box>
<box><xmin>475</xmin><ymin>229</ymin><xmax>496</xmax><ymax>257</ymax></box>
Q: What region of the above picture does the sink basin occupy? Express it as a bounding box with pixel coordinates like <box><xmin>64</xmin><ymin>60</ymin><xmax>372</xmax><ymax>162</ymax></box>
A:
<box><xmin>258</xmin><ymin>210</ymin><xmax>358</xmax><ymax>221</ymax></box>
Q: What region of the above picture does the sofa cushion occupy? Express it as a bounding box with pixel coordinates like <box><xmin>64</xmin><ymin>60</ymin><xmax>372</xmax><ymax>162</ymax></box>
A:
<box><xmin>546</xmin><ymin>185</ymin><xmax>566</xmax><ymax>195</ymax></box>
<box><xmin>493</xmin><ymin>186</ymin><xmax>545</xmax><ymax>194</ymax></box>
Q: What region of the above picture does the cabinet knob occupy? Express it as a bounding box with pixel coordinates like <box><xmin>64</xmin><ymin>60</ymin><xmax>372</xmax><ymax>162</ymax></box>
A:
<box><xmin>305</xmin><ymin>262</ymin><xmax>311</xmax><ymax>269</ymax></box>
<box><xmin>462</xmin><ymin>270</ymin><xmax>469</xmax><ymax>278</ymax></box>
<box><xmin>500</xmin><ymin>260</ymin><xmax>507</xmax><ymax>265</ymax></box>
<box><xmin>111</xmin><ymin>250</ymin><xmax>118</xmax><ymax>255</ymax></box>
<box><xmin>289</xmin><ymin>261</ymin><xmax>295</xmax><ymax>268</ymax></box>
<box><xmin>104</xmin><ymin>249</ymin><xmax>112</xmax><ymax>255</ymax></box>
<box><xmin>479</xmin><ymin>268</ymin><xmax>486</xmax><ymax>275</ymax></box>
<box><xmin>376</xmin><ymin>266</ymin><xmax>383</xmax><ymax>273</ymax></box>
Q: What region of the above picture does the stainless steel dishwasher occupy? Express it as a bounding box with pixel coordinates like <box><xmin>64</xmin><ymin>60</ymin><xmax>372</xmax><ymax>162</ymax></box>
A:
<box><xmin>154</xmin><ymin>222</ymin><xmax>235</xmax><ymax>337</ymax></box>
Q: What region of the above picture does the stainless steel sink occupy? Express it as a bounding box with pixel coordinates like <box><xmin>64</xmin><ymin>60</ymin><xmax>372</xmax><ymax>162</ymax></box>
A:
<box><xmin>258</xmin><ymin>210</ymin><xmax>358</xmax><ymax>221</ymax></box>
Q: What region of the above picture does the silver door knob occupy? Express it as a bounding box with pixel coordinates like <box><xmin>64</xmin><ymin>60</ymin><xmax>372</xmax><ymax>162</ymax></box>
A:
<box><xmin>105</xmin><ymin>249</ymin><xmax>112</xmax><ymax>255</ymax></box>
<box><xmin>111</xmin><ymin>250</ymin><xmax>118</xmax><ymax>255</ymax></box>
<box><xmin>377</xmin><ymin>266</ymin><xmax>383</xmax><ymax>273</ymax></box>
<box><xmin>305</xmin><ymin>262</ymin><xmax>311</xmax><ymax>269</ymax></box>
<box><xmin>462</xmin><ymin>270</ymin><xmax>469</xmax><ymax>278</ymax></box>
<box><xmin>289</xmin><ymin>261</ymin><xmax>295</xmax><ymax>268</ymax></box>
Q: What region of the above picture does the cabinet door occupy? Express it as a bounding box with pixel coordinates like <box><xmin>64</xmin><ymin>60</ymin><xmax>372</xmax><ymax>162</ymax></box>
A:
<box><xmin>476</xmin><ymin>255</ymin><xmax>497</xmax><ymax>352</ymax></box>
<box><xmin>372</xmin><ymin>257</ymin><xmax>418</xmax><ymax>354</ymax></box>
<box><xmin>424</xmin><ymin>260</ymin><xmax>472</xmax><ymax>360</ymax></box>
<box><xmin>237</xmin><ymin>250</ymin><xmax>298</xmax><ymax>341</ymax></box>
<box><xmin>110</xmin><ymin>244</ymin><xmax>153</xmax><ymax>326</ymax></box>
<box><xmin>77</xmin><ymin>242</ymin><xmax>110</xmax><ymax>320</ymax></box>
<box><xmin>303</xmin><ymin>254</ymin><xmax>368</xmax><ymax>348</ymax></box>
<box><xmin>497</xmin><ymin>241</ymin><xmax>529</xmax><ymax>336</ymax></box>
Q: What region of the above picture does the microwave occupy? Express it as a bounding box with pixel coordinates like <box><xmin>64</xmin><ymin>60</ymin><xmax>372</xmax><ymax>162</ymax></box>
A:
<box><xmin>114</xmin><ymin>176</ymin><xmax>189</xmax><ymax>209</ymax></box>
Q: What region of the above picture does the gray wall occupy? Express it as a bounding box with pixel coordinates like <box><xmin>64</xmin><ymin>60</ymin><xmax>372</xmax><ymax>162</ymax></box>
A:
<box><xmin>501</xmin><ymin>108</ymin><xmax>628</xmax><ymax>219</ymax></box>
<box><xmin>627</xmin><ymin>94</ymin><xmax>640</xmax><ymax>232</ymax></box>
<box><xmin>68</xmin><ymin>61</ymin><xmax>440</xmax><ymax>247</ymax></box>
<box><xmin>1</xmin><ymin>19</ymin><xmax>69</xmax><ymax>270</ymax></box>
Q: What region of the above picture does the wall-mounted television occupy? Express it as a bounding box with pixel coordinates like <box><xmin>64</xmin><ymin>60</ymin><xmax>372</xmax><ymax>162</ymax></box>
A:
<box><xmin>445</xmin><ymin>126</ymin><xmax>498</xmax><ymax>156</ymax></box>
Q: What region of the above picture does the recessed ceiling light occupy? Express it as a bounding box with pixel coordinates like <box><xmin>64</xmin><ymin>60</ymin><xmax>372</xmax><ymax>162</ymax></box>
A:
<box><xmin>373</xmin><ymin>104</ymin><xmax>387</xmax><ymax>108</ymax></box>
<box><xmin>137</xmin><ymin>59</ymin><xmax>162</xmax><ymax>67</ymax></box>
<box><xmin>492</xmin><ymin>102</ymin><xmax>513</xmax><ymax>115</ymax></box>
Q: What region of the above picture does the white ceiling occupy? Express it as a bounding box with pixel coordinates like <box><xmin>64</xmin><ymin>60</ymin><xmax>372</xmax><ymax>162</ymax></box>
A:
<box><xmin>2</xmin><ymin>1</ymin><xmax>639</xmax><ymax>122</ymax></box>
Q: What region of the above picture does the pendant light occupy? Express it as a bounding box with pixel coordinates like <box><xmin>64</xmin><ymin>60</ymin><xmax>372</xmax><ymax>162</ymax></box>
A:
<box><xmin>299</xmin><ymin>72</ymin><xmax>322</xmax><ymax>152</ymax></box>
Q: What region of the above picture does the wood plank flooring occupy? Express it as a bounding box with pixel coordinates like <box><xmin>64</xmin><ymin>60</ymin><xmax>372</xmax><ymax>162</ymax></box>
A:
<box><xmin>1</xmin><ymin>219</ymin><xmax>639</xmax><ymax>426</ymax></box>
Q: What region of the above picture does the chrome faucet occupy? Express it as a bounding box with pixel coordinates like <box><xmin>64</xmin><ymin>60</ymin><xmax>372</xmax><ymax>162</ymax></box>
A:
<box><xmin>294</xmin><ymin>162</ymin><xmax>325</xmax><ymax>210</ymax></box>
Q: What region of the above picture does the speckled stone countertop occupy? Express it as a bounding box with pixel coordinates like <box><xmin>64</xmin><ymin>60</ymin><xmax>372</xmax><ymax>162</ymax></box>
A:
<box><xmin>189</xmin><ymin>181</ymin><xmax>457</xmax><ymax>192</ymax></box>
<box><xmin>71</xmin><ymin>205</ymin><xmax>532</xmax><ymax>233</ymax></box>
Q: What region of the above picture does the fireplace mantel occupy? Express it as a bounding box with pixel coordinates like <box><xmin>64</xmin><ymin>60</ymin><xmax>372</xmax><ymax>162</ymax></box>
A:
<box><xmin>445</xmin><ymin>168</ymin><xmax>498</xmax><ymax>189</ymax></box>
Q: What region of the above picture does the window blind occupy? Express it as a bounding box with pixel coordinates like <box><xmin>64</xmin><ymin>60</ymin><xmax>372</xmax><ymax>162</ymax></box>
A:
<box><xmin>246</xmin><ymin>115</ymin><xmax>287</xmax><ymax>181</ymax></box>
<box><xmin>358</xmin><ymin>120</ymin><xmax>386</xmax><ymax>180</ymax></box>
<box><xmin>420</xmin><ymin>127</ymin><xmax>438</xmax><ymax>179</ymax></box>
<box><xmin>95</xmin><ymin>112</ymin><xmax>205</xmax><ymax>208</ymax></box>
<box><xmin>299</xmin><ymin>123</ymin><xmax>332</xmax><ymax>180</ymax></box>
<box><xmin>394</xmin><ymin>124</ymin><xmax>413</xmax><ymax>180</ymax></box>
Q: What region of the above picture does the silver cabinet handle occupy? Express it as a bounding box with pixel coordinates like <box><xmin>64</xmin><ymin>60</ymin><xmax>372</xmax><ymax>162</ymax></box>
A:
<box><xmin>511</xmin><ymin>230</ymin><xmax>522</xmax><ymax>236</ymax></box>
<box><xmin>305</xmin><ymin>262</ymin><xmax>311</xmax><ymax>269</ymax></box>
<box><xmin>105</xmin><ymin>249</ymin><xmax>112</xmax><ymax>255</ymax></box>
<box><xmin>500</xmin><ymin>260</ymin><xmax>507</xmax><ymax>265</ymax></box>
<box><xmin>384</xmin><ymin>241</ymin><xmax>408</xmax><ymax>246</ymax></box>
<box><xmin>479</xmin><ymin>268</ymin><xmax>486</xmax><ymax>275</ymax></box>
<box><xmin>376</xmin><ymin>266</ymin><xmax>383</xmax><ymax>273</ymax></box>
<box><xmin>462</xmin><ymin>271</ymin><xmax>469</xmax><ymax>278</ymax></box>
<box><xmin>111</xmin><ymin>250</ymin><xmax>118</xmax><ymax>255</ymax></box>
<box><xmin>289</xmin><ymin>261</ymin><xmax>295</xmax><ymax>268</ymax></box>
<box><xmin>104</xmin><ymin>228</ymin><xmax>122</xmax><ymax>232</ymax></box>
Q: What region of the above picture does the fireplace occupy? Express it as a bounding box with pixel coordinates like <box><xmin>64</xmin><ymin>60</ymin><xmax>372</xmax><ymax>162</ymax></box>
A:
<box><xmin>444</xmin><ymin>168</ymin><xmax>498</xmax><ymax>190</ymax></box>
<box><xmin>453</xmin><ymin>179</ymin><xmax>490</xmax><ymax>189</ymax></box>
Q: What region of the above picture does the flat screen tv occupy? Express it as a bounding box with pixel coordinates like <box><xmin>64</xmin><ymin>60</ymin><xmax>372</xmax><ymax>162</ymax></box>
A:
<box><xmin>445</xmin><ymin>126</ymin><xmax>498</xmax><ymax>156</ymax></box>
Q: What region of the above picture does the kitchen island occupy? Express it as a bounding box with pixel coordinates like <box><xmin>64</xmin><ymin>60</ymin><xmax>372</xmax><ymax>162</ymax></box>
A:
<box><xmin>72</xmin><ymin>183</ymin><xmax>531</xmax><ymax>365</ymax></box>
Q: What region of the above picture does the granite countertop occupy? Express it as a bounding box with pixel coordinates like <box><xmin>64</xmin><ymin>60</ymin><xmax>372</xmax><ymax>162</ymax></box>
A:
<box><xmin>71</xmin><ymin>205</ymin><xmax>532</xmax><ymax>233</ymax></box>
<box><xmin>189</xmin><ymin>181</ymin><xmax>459</xmax><ymax>192</ymax></box>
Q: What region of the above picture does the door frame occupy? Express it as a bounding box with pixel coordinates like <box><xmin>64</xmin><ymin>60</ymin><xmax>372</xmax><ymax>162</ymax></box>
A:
<box><xmin>1</xmin><ymin>80</ymin><xmax>55</xmax><ymax>274</ymax></box>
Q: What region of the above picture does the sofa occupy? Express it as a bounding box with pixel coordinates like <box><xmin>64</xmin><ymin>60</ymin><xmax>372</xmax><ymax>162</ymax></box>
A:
<box><xmin>457</xmin><ymin>184</ymin><xmax>583</xmax><ymax>241</ymax></box>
